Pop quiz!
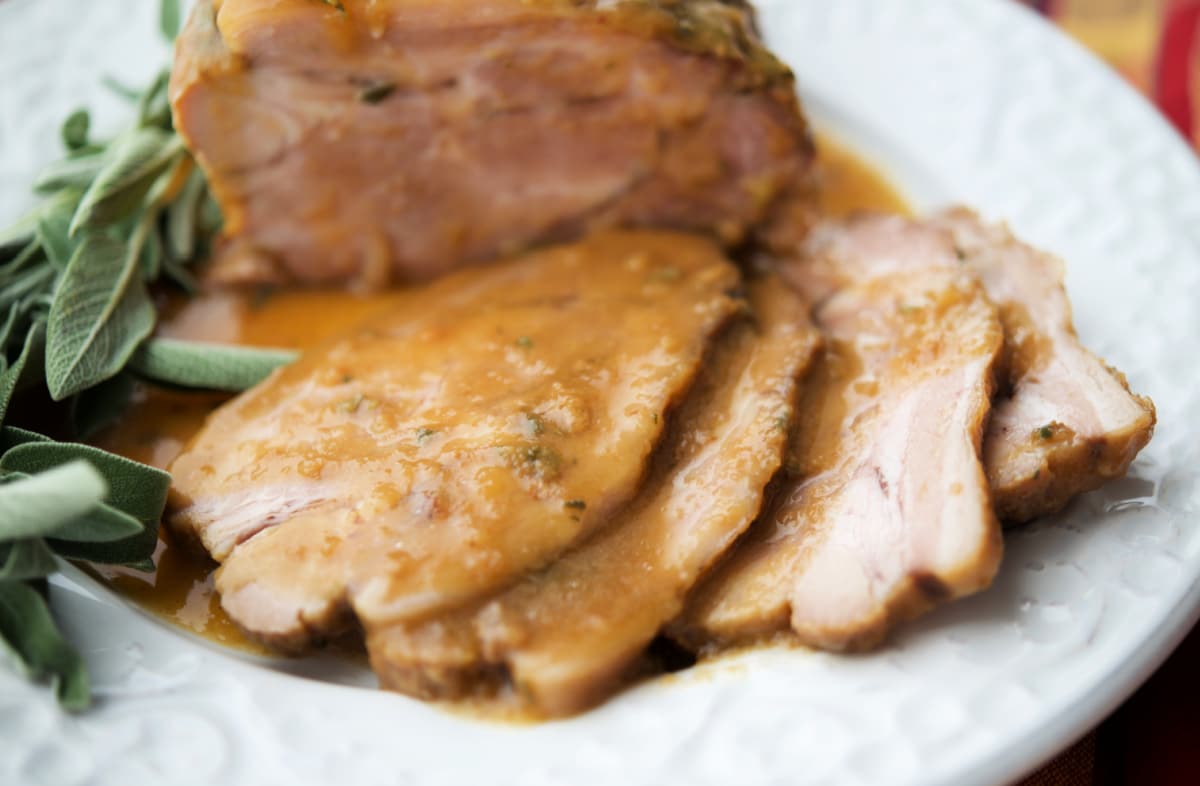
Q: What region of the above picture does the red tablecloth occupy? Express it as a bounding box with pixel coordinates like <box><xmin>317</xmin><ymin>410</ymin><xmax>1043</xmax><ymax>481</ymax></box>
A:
<box><xmin>1020</xmin><ymin>626</ymin><xmax>1200</xmax><ymax>784</ymax></box>
<box><xmin>1018</xmin><ymin>3</ymin><xmax>1199</xmax><ymax>783</ymax></box>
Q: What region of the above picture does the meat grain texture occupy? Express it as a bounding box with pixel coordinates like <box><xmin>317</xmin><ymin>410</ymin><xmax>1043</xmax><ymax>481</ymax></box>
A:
<box><xmin>792</xmin><ymin>210</ymin><xmax>1156</xmax><ymax>522</ymax></box>
<box><xmin>369</xmin><ymin>276</ymin><xmax>820</xmax><ymax>716</ymax></box>
<box><xmin>171</xmin><ymin>0</ymin><xmax>816</xmax><ymax>288</ymax></box>
<box><xmin>162</xmin><ymin>0</ymin><xmax>1158</xmax><ymax>715</ymax></box>
<box><xmin>678</xmin><ymin>267</ymin><xmax>1005</xmax><ymax>652</ymax></box>
<box><xmin>167</xmin><ymin>232</ymin><xmax>741</xmax><ymax>651</ymax></box>
<box><xmin>677</xmin><ymin>210</ymin><xmax>1156</xmax><ymax>654</ymax></box>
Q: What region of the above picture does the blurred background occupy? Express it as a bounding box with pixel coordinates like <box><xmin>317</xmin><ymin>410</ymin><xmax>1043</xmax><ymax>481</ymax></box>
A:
<box><xmin>1021</xmin><ymin>0</ymin><xmax>1200</xmax><ymax>148</ymax></box>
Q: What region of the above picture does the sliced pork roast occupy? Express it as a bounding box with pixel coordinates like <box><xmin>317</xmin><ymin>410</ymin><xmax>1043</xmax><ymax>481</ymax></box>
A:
<box><xmin>369</xmin><ymin>276</ymin><xmax>819</xmax><ymax>716</ymax></box>
<box><xmin>930</xmin><ymin>210</ymin><xmax>1157</xmax><ymax>521</ymax></box>
<box><xmin>677</xmin><ymin>268</ymin><xmax>1004</xmax><ymax>652</ymax></box>
<box><xmin>170</xmin><ymin>0</ymin><xmax>815</xmax><ymax>288</ymax></box>
<box><xmin>785</xmin><ymin>210</ymin><xmax>1155</xmax><ymax>522</ymax></box>
<box><xmin>167</xmin><ymin>232</ymin><xmax>741</xmax><ymax>650</ymax></box>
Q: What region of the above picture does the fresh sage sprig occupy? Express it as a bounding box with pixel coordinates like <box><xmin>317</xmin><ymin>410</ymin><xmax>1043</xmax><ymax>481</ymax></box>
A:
<box><xmin>0</xmin><ymin>0</ymin><xmax>297</xmax><ymax>709</ymax></box>
<box><xmin>0</xmin><ymin>434</ymin><xmax>171</xmax><ymax>709</ymax></box>
<box><xmin>130</xmin><ymin>337</ymin><xmax>299</xmax><ymax>392</ymax></box>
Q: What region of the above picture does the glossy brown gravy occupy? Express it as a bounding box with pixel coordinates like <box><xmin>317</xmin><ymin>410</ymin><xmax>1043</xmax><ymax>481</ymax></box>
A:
<box><xmin>91</xmin><ymin>135</ymin><xmax>909</xmax><ymax>654</ymax></box>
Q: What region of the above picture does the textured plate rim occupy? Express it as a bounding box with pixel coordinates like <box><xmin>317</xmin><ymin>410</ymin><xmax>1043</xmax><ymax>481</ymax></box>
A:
<box><xmin>906</xmin><ymin>8</ymin><xmax>1200</xmax><ymax>784</ymax></box>
<box><xmin>1</xmin><ymin>2</ymin><xmax>1199</xmax><ymax>785</ymax></box>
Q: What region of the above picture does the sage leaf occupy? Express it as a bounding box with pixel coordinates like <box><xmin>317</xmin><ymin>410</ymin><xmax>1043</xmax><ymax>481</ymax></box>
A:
<box><xmin>0</xmin><ymin>264</ymin><xmax>54</xmax><ymax>316</ymax></box>
<box><xmin>137</xmin><ymin>71</ymin><xmax>172</xmax><ymax>130</ymax></box>
<box><xmin>144</xmin><ymin>155</ymin><xmax>190</xmax><ymax>211</ymax></box>
<box><xmin>160</xmin><ymin>0</ymin><xmax>182</xmax><ymax>42</ymax></box>
<box><xmin>101</xmin><ymin>76</ymin><xmax>141</xmax><ymax>102</ymax></box>
<box><xmin>42</xmin><ymin>503</ymin><xmax>144</xmax><ymax>545</ymax></box>
<box><xmin>48</xmin><ymin>539</ymin><xmax>155</xmax><ymax>569</ymax></box>
<box><xmin>71</xmin><ymin>372</ymin><xmax>136</xmax><ymax>441</ymax></box>
<box><xmin>60</xmin><ymin>110</ymin><xmax>90</xmax><ymax>152</ymax></box>
<box><xmin>167</xmin><ymin>167</ymin><xmax>206</xmax><ymax>262</ymax></box>
<box><xmin>199</xmin><ymin>188</ymin><xmax>223</xmax><ymax>236</ymax></box>
<box><xmin>130</xmin><ymin>337</ymin><xmax>297</xmax><ymax>392</ymax></box>
<box><xmin>34</xmin><ymin>153</ymin><xmax>106</xmax><ymax>195</ymax></box>
<box><xmin>0</xmin><ymin>427</ymin><xmax>50</xmax><ymax>453</ymax></box>
<box><xmin>0</xmin><ymin>320</ymin><xmax>45</xmax><ymax>423</ymax></box>
<box><xmin>1</xmin><ymin>441</ymin><xmax>170</xmax><ymax>525</ymax></box>
<box><xmin>0</xmin><ymin>581</ymin><xmax>89</xmax><ymax>710</ymax></box>
<box><xmin>0</xmin><ymin>27</ymin><xmax>236</xmax><ymax>712</ymax></box>
<box><xmin>46</xmin><ymin>506</ymin><xmax>157</xmax><ymax>567</ymax></box>
<box><xmin>140</xmin><ymin>224</ymin><xmax>164</xmax><ymax>281</ymax></box>
<box><xmin>35</xmin><ymin>190</ymin><xmax>82</xmax><ymax>269</ymax></box>
<box><xmin>45</xmin><ymin>233</ymin><xmax>156</xmax><ymax>400</ymax></box>
<box><xmin>1</xmin><ymin>240</ymin><xmax>43</xmax><ymax>281</ymax></box>
<box><xmin>0</xmin><ymin>208</ymin><xmax>39</xmax><ymax>259</ymax></box>
<box><xmin>0</xmin><ymin>304</ymin><xmax>18</xmax><ymax>349</ymax></box>
<box><xmin>69</xmin><ymin>128</ymin><xmax>183</xmax><ymax>237</ymax></box>
<box><xmin>160</xmin><ymin>253</ymin><xmax>199</xmax><ymax>294</ymax></box>
<box><xmin>0</xmin><ymin>462</ymin><xmax>107</xmax><ymax>541</ymax></box>
<box><xmin>0</xmin><ymin>540</ymin><xmax>58</xmax><ymax>581</ymax></box>
<box><xmin>24</xmin><ymin>294</ymin><xmax>53</xmax><ymax>315</ymax></box>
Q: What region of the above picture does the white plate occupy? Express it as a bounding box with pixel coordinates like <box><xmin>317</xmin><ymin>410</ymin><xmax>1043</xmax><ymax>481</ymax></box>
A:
<box><xmin>2</xmin><ymin>1</ymin><xmax>1199</xmax><ymax>785</ymax></box>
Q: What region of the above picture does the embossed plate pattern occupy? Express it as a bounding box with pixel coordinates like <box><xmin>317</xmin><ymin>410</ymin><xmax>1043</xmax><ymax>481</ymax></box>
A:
<box><xmin>1</xmin><ymin>1</ymin><xmax>1199</xmax><ymax>784</ymax></box>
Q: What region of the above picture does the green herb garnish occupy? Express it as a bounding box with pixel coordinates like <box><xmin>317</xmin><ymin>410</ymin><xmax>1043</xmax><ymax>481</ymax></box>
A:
<box><xmin>160</xmin><ymin>0</ymin><xmax>182</xmax><ymax>43</ymax></box>
<box><xmin>524</xmin><ymin>412</ymin><xmax>545</xmax><ymax>437</ymax></box>
<box><xmin>0</xmin><ymin>1</ymin><xmax>296</xmax><ymax>709</ymax></box>
<box><xmin>649</xmin><ymin>266</ymin><xmax>683</xmax><ymax>283</ymax></box>
<box><xmin>336</xmin><ymin>393</ymin><xmax>366</xmax><ymax>413</ymax></box>
<box><xmin>60</xmin><ymin>110</ymin><xmax>90</xmax><ymax>153</ymax></box>
<box><xmin>358</xmin><ymin>81</ymin><xmax>397</xmax><ymax>105</ymax></box>
<box><xmin>519</xmin><ymin>445</ymin><xmax>563</xmax><ymax>480</ymax></box>
<box><xmin>129</xmin><ymin>338</ymin><xmax>297</xmax><ymax>392</ymax></box>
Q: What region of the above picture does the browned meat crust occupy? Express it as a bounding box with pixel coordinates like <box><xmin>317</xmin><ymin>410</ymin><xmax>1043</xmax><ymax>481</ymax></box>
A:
<box><xmin>677</xmin><ymin>268</ymin><xmax>1004</xmax><ymax>652</ymax></box>
<box><xmin>930</xmin><ymin>210</ymin><xmax>1157</xmax><ymax>522</ymax></box>
<box><xmin>790</xmin><ymin>210</ymin><xmax>1156</xmax><ymax>523</ymax></box>
<box><xmin>171</xmin><ymin>0</ymin><xmax>815</xmax><ymax>288</ymax></box>
<box><xmin>368</xmin><ymin>275</ymin><xmax>820</xmax><ymax>716</ymax></box>
<box><xmin>166</xmin><ymin>231</ymin><xmax>741</xmax><ymax>651</ymax></box>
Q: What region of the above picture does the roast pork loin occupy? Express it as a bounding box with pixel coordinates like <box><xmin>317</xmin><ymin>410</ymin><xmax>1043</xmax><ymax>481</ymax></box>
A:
<box><xmin>166</xmin><ymin>231</ymin><xmax>740</xmax><ymax>650</ymax></box>
<box><xmin>170</xmin><ymin>0</ymin><xmax>815</xmax><ymax>288</ymax></box>
<box><xmin>790</xmin><ymin>210</ymin><xmax>1156</xmax><ymax>522</ymax></box>
<box><xmin>678</xmin><ymin>266</ymin><xmax>1005</xmax><ymax>652</ymax></box>
<box><xmin>369</xmin><ymin>275</ymin><xmax>820</xmax><ymax>716</ymax></box>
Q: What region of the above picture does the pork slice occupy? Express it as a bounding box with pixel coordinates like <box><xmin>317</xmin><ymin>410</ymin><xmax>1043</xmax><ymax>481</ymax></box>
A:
<box><xmin>783</xmin><ymin>211</ymin><xmax>1155</xmax><ymax>522</ymax></box>
<box><xmin>166</xmin><ymin>231</ymin><xmax>741</xmax><ymax>650</ymax></box>
<box><xmin>677</xmin><ymin>268</ymin><xmax>1004</xmax><ymax>651</ymax></box>
<box><xmin>367</xmin><ymin>276</ymin><xmax>820</xmax><ymax>716</ymax></box>
<box><xmin>928</xmin><ymin>209</ymin><xmax>1156</xmax><ymax>522</ymax></box>
<box><xmin>171</xmin><ymin>0</ymin><xmax>815</xmax><ymax>288</ymax></box>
